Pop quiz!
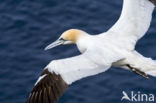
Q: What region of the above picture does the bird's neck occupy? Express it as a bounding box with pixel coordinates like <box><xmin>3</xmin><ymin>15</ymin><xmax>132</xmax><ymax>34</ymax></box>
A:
<box><xmin>76</xmin><ymin>34</ymin><xmax>89</xmax><ymax>53</ymax></box>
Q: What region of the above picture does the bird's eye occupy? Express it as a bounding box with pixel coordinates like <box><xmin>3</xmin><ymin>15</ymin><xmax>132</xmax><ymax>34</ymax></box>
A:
<box><xmin>59</xmin><ymin>38</ymin><xmax>66</xmax><ymax>41</ymax></box>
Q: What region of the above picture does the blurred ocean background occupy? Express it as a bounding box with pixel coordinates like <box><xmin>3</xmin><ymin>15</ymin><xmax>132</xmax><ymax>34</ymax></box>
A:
<box><xmin>0</xmin><ymin>0</ymin><xmax>156</xmax><ymax>103</ymax></box>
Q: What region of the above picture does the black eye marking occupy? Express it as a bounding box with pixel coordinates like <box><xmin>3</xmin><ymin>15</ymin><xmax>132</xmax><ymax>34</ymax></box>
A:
<box><xmin>59</xmin><ymin>38</ymin><xmax>67</xmax><ymax>41</ymax></box>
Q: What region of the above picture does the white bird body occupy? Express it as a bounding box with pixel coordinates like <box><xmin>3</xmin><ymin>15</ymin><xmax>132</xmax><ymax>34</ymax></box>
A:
<box><xmin>46</xmin><ymin>34</ymin><xmax>125</xmax><ymax>84</ymax></box>
<box><xmin>46</xmin><ymin>32</ymin><xmax>156</xmax><ymax>85</ymax></box>
<box><xmin>27</xmin><ymin>0</ymin><xmax>156</xmax><ymax>103</ymax></box>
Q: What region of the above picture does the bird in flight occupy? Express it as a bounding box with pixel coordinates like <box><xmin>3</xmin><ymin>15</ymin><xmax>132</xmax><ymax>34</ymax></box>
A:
<box><xmin>27</xmin><ymin>0</ymin><xmax>156</xmax><ymax>103</ymax></box>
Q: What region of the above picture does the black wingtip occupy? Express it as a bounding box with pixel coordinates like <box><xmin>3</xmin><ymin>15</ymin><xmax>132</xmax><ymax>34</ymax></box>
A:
<box><xmin>149</xmin><ymin>0</ymin><xmax>156</xmax><ymax>6</ymax></box>
<box><xmin>26</xmin><ymin>69</ymin><xmax>68</xmax><ymax>103</ymax></box>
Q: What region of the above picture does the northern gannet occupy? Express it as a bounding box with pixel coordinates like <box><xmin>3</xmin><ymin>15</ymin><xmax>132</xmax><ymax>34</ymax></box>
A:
<box><xmin>27</xmin><ymin>0</ymin><xmax>156</xmax><ymax>103</ymax></box>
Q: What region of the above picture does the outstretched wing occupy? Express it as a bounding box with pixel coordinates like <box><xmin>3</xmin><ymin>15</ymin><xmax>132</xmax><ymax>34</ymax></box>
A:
<box><xmin>107</xmin><ymin>0</ymin><xmax>155</xmax><ymax>50</ymax></box>
<box><xmin>26</xmin><ymin>54</ymin><xmax>111</xmax><ymax>103</ymax></box>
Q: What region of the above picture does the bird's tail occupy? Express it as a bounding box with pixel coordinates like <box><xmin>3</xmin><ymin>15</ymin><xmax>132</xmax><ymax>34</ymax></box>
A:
<box><xmin>139</xmin><ymin>57</ymin><xmax>156</xmax><ymax>77</ymax></box>
<box><xmin>129</xmin><ymin>51</ymin><xmax>156</xmax><ymax>77</ymax></box>
<box><xmin>141</xmin><ymin>57</ymin><xmax>156</xmax><ymax>77</ymax></box>
<box><xmin>146</xmin><ymin>70</ymin><xmax>156</xmax><ymax>77</ymax></box>
<box><xmin>144</xmin><ymin>59</ymin><xmax>156</xmax><ymax>77</ymax></box>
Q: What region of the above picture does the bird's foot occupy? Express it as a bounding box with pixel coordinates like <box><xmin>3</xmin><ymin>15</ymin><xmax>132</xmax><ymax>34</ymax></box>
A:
<box><xmin>126</xmin><ymin>64</ymin><xmax>149</xmax><ymax>79</ymax></box>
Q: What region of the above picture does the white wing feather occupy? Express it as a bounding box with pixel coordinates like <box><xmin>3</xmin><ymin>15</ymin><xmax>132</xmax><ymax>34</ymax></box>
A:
<box><xmin>106</xmin><ymin>0</ymin><xmax>155</xmax><ymax>50</ymax></box>
<box><xmin>46</xmin><ymin>54</ymin><xmax>111</xmax><ymax>85</ymax></box>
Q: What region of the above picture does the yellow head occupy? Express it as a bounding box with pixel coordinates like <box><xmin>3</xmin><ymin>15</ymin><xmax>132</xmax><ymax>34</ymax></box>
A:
<box><xmin>45</xmin><ymin>29</ymin><xmax>86</xmax><ymax>50</ymax></box>
<box><xmin>60</xmin><ymin>29</ymin><xmax>84</xmax><ymax>43</ymax></box>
